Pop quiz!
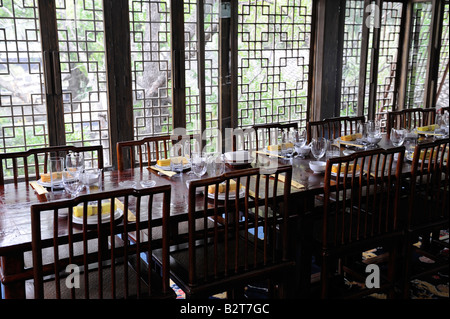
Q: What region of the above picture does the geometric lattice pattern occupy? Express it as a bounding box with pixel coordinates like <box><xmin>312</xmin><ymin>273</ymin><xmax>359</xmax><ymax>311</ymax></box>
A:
<box><xmin>437</xmin><ymin>2</ymin><xmax>449</xmax><ymax>109</ymax></box>
<box><xmin>237</xmin><ymin>0</ymin><xmax>312</xmax><ymax>131</ymax></box>
<box><xmin>56</xmin><ymin>0</ymin><xmax>110</xmax><ymax>167</ymax></box>
<box><xmin>405</xmin><ymin>2</ymin><xmax>433</xmax><ymax>109</ymax></box>
<box><xmin>375</xmin><ymin>1</ymin><xmax>403</xmax><ymax>118</ymax></box>
<box><xmin>341</xmin><ymin>0</ymin><xmax>364</xmax><ymax>117</ymax></box>
<box><xmin>0</xmin><ymin>0</ymin><xmax>48</xmax><ymax>154</ymax></box>
<box><xmin>130</xmin><ymin>0</ymin><xmax>172</xmax><ymax>139</ymax></box>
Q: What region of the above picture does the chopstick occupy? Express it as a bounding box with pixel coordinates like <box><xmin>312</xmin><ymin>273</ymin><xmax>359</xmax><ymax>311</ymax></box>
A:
<box><xmin>149</xmin><ymin>166</ymin><xmax>177</xmax><ymax>177</ymax></box>
<box><xmin>417</xmin><ymin>131</ymin><xmax>444</xmax><ymax>136</ymax></box>
<box><xmin>272</xmin><ymin>174</ymin><xmax>305</xmax><ymax>189</ymax></box>
<box><xmin>29</xmin><ymin>181</ymin><xmax>48</xmax><ymax>195</ymax></box>
<box><xmin>255</xmin><ymin>150</ymin><xmax>285</xmax><ymax>159</ymax></box>
<box><xmin>339</xmin><ymin>140</ymin><xmax>366</xmax><ymax>148</ymax></box>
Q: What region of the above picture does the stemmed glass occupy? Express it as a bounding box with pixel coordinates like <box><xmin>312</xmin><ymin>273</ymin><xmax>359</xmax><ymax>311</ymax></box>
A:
<box><xmin>294</xmin><ymin>129</ymin><xmax>307</xmax><ymax>158</ymax></box>
<box><xmin>310</xmin><ymin>137</ymin><xmax>327</xmax><ymax>161</ymax></box>
<box><xmin>66</xmin><ymin>152</ymin><xmax>84</xmax><ymax>173</ymax></box>
<box><xmin>280</xmin><ymin>130</ymin><xmax>294</xmax><ymax>158</ymax></box>
<box><xmin>170</xmin><ymin>143</ymin><xmax>185</xmax><ymax>176</ymax></box>
<box><xmin>366</xmin><ymin>120</ymin><xmax>382</xmax><ymax>148</ymax></box>
<box><xmin>62</xmin><ymin>169</ymin><xmax>84</xmax><ymax>197</ymax></box>
<box><xmin>191</xmin><ymin>152</ymin><xmax>207</xmax><ymax>178</ymax></box>
<box><xmin>434</xmin><ymin>113</ymin><xmax>446</xmax><ymax>138</ymax></box>
<box><xmin>184</xmin><ymin>139</ymin><xmax>201</xmax><ymax>175</ymax></box>
<box><xmin>390</xmin><ymin>128</ymin><xmax>405</xmax><ymax>147</ymax></box>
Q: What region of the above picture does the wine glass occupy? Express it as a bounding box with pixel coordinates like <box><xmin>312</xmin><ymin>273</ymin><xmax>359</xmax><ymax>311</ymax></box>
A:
<box><xmin>390</xmin><ymin>128</ymin><xmax>405</xmax><ymax>147</ymax></box>
<box><xmin>191</xmin><ymin>152</ymin><xmax>207</xmax><ymax>178</ymax></box>
<box><xmin>206</xmin><ymin>153</ymin><xmax>225</xmax><ymax>176</ymax></box>
<box><xmin>310</xmin><ymin>137</ymin><xmax>327</xmax><ymax>161</ymax></box>
<box><xmin>185</xmin><ymin>139</ymin><xmax>201</xmax><ymax>175</ymax></box>
<box><xmin>62</xmin><ymin>169</ymin><xmax>84</xmax><ymax>197</ymax></box>
<box><xmin>281</xmin><ymin>130</ymin><xmax>294</xmax><ymax>158</ymax></box>
<box><xmin>294</xmin><ymin>129</ymin><xmax>307</xmax><ymax>158</ymax></box>
<box><xmin>434</xmin><ymin>113</ymin><xmax>446</xmax><ymax>139</ymax></box>
<box><xmin>66</xmin><ymin>152</ymin><xmax>84</xmax><ymax>173</ymax></box>
<box><xmin>366</xmin><ymin>121</ymin><xmax>382</xmax><ymax>148</ymax></box>
<box><xmin>170</xmin><ymin>143</ymin><xmax>184</xmax><ymax>175</ymax></box>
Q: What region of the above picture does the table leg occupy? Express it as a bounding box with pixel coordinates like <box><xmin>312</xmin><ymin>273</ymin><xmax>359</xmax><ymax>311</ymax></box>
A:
<box><xmin>0</xmin><ymin>252</ymin><xmax>26</xmax><ymax>299</ymax></box>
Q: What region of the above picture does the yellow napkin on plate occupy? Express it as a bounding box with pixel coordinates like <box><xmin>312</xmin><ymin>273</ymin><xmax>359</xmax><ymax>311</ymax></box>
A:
<box><xmin>149</xmin><ymin>165</ymin><xmax>177</xmax><ymax>177</ymax></box>
<box><xmin>72</xmin><ymin>199</ymin><xmax>135</xmax><ymax>222</ymax></box>
<box><xmin>30</xmin><ymin>181</ymin><xmax>48</xmax><ymax>195</ymax></box>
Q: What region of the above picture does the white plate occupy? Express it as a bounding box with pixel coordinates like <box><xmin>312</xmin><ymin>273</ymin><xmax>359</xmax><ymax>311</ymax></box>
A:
<box><xmin>207</xmin><ymin>188</ymin><xmax>246</xmax><ymax>200</ymax></box>
<box><xmin>155</xmin><ymin>164</ymin><xmax>191</xmax><ymax>171</ymax></box>
<box><xmin>36</xmin><ymin>177</ymin><xmax>76</xmax><ymax>188</ymax></box>
<box><xmin>72</xmin><ymin>208</ymin><xmax>123</xmax><ymax>225</ymax></box>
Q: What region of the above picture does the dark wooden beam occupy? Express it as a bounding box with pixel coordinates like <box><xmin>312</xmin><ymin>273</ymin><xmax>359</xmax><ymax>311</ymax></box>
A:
<box><xmin>312</xmin><ymin>0</ymin><xmax>346</xmax><ymax>121</ymax></box>
<box><xmin>38</xmin><ymin>0</ymin><xmax>65</xmax><ymax>146</ymax></box>
<box><xmin>103</xmin><ymin>0</ymin><xmax>133</xmax><ymax>168</ymax></box>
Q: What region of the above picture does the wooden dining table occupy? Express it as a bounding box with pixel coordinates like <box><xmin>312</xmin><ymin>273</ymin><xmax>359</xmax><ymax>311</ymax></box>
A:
<box><xmin>0</xmin><ymin>134</ymin><xmax>418</xmax><ymax>299</ymax></box>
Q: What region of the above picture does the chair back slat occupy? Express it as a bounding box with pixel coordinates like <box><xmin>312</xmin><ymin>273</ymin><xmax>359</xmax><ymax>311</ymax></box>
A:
<box><xmin>30</xmin><ymin>186</ymin><xmax>171</xmax><ymax>299</ymax></box>
<box><xmin>307</xmin><ymin>116</ymin><xmax>365</xmax><ymax>143</ymax></box>
<box><xmin>408</xmin><ymin>139</ymin><xmax>449</xmax><ymax>226</ymax></box>
<box><xmin>323</xmin><ymin>147</ymin><xmax>405</xmax><ymax>249</ymax></box>
<box><xmin>186</xmin><ymin>165</ymin><xmax>292</xmax><ymax>287</ymax></box>
<box><xmin>0</xmin><ymin>145</ymin><xmax>104</xmax><ymax>185</ymax></box>
<box><xmin>116</xmin><ymin>135</ymin><xmax>197</xmax><ymax>171</ymax></box>
<box><xmin>386</xmin><ymin>108</ymin><xmax>436</xmax><ymax>137</ymax></box>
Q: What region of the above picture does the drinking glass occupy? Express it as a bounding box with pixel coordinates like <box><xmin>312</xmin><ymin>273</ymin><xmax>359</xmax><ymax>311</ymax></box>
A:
<box><xmin>326</xmin><ymin>138</ymin><xmax>340</xmax><ymax>158</ymax></box>
<box><xmin>434</xmin><ymin>113</ymin><xmax>446</xmax><ymax>138</ymax></box>
<box><xmin>66</xmin><ymin>152</ymin><xmax>84</xmax><ymax>173</ymax></box>
<box><xmin>184</xmin><ymin>139</ymin><xmax>200</xmax><ymax>175</ymax></box>
<box><xmin>281</xmin><ymin>130</ymin><xmax>294</xmax><ymax>158</ymax></box>
<box><xmin>206</xmin><ymin>153</ymin><xmax>225</xmax><ymax>176</ymax></box>
<box><xmin>170</xmin><ymin>143</ymin><xmax>185</xmax><ymax>174</ymax></box>
<box><xmin>191</xmin><ymin>153</ymin><xmax>207</xmax><ymax>178</ymax></box>
<box><xmin>390</xmin><ymin>128</ymin><xmax>405</xmax><ymax>147</ymax></box>
<box><xmin>49</xmin><ymin>157</ymin><xmax>64</xmax><ymax>191</ymax></box>
<box><xmin>63</xmin><ymin>169</ymin><xmax>84</xmax><ymax>197</ymax></box>
<box><xmin>294</xmin><ymin>129</ymin><xmax>308</xmax><ymax>158</ymax></box>
<box><xmin>310</xmin><ymin>138</ymin><xmax>327</xmax><ymax>160</ymax></box>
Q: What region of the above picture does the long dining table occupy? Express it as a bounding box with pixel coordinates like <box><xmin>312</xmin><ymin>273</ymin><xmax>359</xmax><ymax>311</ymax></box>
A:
<box><xmin>0</xmin><ymin>135</ymin><xmax>418</xmax><ymax>299</ymax></box>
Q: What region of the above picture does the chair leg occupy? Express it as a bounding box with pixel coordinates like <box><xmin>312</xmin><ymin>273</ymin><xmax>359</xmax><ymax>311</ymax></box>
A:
<box><xmin>320</xmin><ymin>252</ymin><xmax>330</xmax><ymax>299</ymax></box>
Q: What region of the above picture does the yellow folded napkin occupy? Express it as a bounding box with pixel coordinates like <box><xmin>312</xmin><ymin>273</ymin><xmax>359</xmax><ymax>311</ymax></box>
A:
<box><xmin>417</xmin><ymin>124</ymin><xmax>438</xmax><ymax>132</ymax></box>
<box><xmin>72</xmin><ymin>199</ymin><xmax>135</xmax><ymax>222</ymax></box>
<box><xmin>156</xmin><ymin>157</ymin><xmax>188</xmax><ymax>167</ymax></box>
<box><xmin>73</xmin><ymin>202</ymin><xmax>111</xmax><ymax>218</ymax></box>
<box><xmin>340</xmin><ymin>133</ymin><xmax>362</xmax><ymax>141</ymax></box>
<box><xmin>113</xmin><ymin>198</ymin><xmax>136</xmax><ymax>222</ymax></box>
<box><xmin>208</xmin><ymin>180</ymin><xmax>238</xmax><ymax>194</ymax></box>
<box><xmin>30</xmin><ymin>181</ymin><xmax>48</xmax><ymax>195</ymax></box>
<box><xmin>149</xmin><ymin>165</ymin><xmax>177</xmax><ymax>177</ymax></box>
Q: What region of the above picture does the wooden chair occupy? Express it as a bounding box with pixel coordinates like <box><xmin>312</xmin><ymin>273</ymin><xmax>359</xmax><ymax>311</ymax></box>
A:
<box><xmin>153</xmin><ymin>166</ymin><xmax>295</xmax><ymax>298</ymax></box>
<box><xmin>315</xmin><ymin>147</ymin><xmax>405</xmax><ymax>298</ymax></box>
<box><xmin>116</xmin><ymin>134</ymin><xmax>198</xmax><ymax>171</ymax></box>
<box><xmin>29</xmin><ymin>186</ymin><xmax>174</xmax><ymax>299</ymax></box>
<box><xmin>0</xmin><ymin>145</ymin><xmax>103</xmax><ymax>185</ymax></box>
<box><xmin>252</xmin><ymin>123</ymin><xmax>298</xmax><ymax>150</ymax></box>
<box><xmin>386</xmin><ymin>108</ymin><xmax>436</xmax><ymax>138</ymax></box>
<box><xmin>402</xmin><ymin>138</ymin><xmax>449</xmax><ymax>299</ymax></box>
<box><xmin>306</xmin><ymin>116</ymin><xmax>365</xmax><ymax>143</ymax></box>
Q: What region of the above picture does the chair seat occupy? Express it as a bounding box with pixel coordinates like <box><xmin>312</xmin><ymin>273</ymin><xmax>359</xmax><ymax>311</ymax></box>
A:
<box><xmin>26</xmin><ymin>261</ymin><xmax>174</xmax><ymax>299</ymax></box>
<box><xmin>154</xmin><ymin>236</ymin><xmax>295</xmax><ymax>297</ymax></box>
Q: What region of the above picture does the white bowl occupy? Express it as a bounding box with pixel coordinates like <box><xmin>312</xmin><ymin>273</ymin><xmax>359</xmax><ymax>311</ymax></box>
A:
<box><xmin>309</xmin><ymin>161</ymin><xmax>326</xmax><ymax>173</ymax></box>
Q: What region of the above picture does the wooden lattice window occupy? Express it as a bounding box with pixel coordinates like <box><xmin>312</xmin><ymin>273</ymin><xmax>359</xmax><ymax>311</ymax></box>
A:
<box><xmin>237</xmin><ymin>0</ymin><xmax>313</xmax><ymax>130</ymax></box>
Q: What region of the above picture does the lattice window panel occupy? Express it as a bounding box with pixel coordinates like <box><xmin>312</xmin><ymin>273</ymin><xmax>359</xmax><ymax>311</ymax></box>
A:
<box><xmin>55</xmin><ymin>0</ymin><xmax>110</xmax><ymax>168</ymax></box>
<box><xmin>0</xmin><ymin>0</ymin><xmax>48</xmax><ymax>162</ymax></box>
<box><xmin>405</xmin><ymin>2</ymin><xmax>433</xmax><ymax>109</ymax></box>
<box><xmin>130</xmin><ymin>0</ymin><xmax>172</xmax><ymax>140</ymax></box>
<box><xmin>341</xmin><ymin>0</ymin><xmax>364</xmax><ymax>117</ymax></box>
<box><xmin>184</xmin><ymin>0</ymin><xmax>220</xmax><ymax>153</ymax></box>
<box><xmin>237</xmin><ymin>0</ymin><xmax>312</xmax><ymax>131</ymax></box>
<box><xmin>437</xmin><ymin>2</ymin><xmax>449</xmax><ymax>109</ymax></box>
<box><xmin>375</xmin><ymin>2</ymin><xmax>403</xmax><ymax>120</ymax></box>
